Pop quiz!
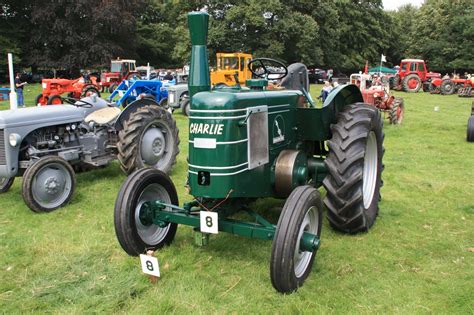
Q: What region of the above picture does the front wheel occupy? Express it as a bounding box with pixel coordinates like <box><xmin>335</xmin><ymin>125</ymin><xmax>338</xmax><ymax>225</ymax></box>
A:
<box><xmin>0</xmin><ymin>177</ymin><xmax>14</xmax><ymax>193</ymax></box>
<box><xmin>323</xmin><ymin>103</ymin><xmax>384</xmax><ymax>233</ymax></box>
<box><xmin>114</xmin><ymin>168</ymin><xmax>179</xmax><ymax>256</ymax></box>
<box><xmin>35</xmin><ymin>94</ymin><xmax>49</xmax><ymax>106</ymax></box>
<box><xmin>270</xmin><ymin>186</ymin><xmax>323</xmax><ymax>294</ymax></box>
<box><xmin>22</xmin><ymin>156</ymin><xmax>76</xmax><ymax>213</ymax></box>
<box><xmin>47</xmin><ymin>94</ymin><xmax>63</xmax><ymax>105</ymax></box>
<box><xmin>117</xmin><ymin>102</ymin><xmax>179</xmax><ymax>175</ymax></box>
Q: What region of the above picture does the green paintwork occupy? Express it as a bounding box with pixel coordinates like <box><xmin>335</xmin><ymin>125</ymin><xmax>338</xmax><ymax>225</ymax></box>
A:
<box><xmin>144</xmin><ymin>201</ymin><xmax>319</xmax><ymax>252</ymax></box>
<box><xmin>188</xmin><ymin>11</ymin><xmax>210</xmax><ymax>99</ymax></box>
<box><xmin>146</xmin><ymin>11</ymin><xmax>364</xmax><ymax>250</ymax></box>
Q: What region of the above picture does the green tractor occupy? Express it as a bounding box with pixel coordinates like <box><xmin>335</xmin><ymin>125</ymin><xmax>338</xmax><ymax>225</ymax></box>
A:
<box><xmin>114</xmin><ymin>12</ymin><xmax>385</xmax><ymax>293</ymax></box>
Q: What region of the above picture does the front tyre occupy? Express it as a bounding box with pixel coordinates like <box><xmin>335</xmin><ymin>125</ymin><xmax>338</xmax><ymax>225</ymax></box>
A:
<box><xmin>118</xmin><ymin>104</ymin><xmax>179</xmax><ymax>175</ymax></box>
<box><xmin>0</xmin><ymin>177</ymin><xmax>14</xmax><ymax>193</ymax></box>
<box><xmin>22</xmin><ymin>156</ymin><xmax>76</xmax><ymax>213</ymax></box>
<box><xmin>114</xmin><ymin>168</ymin><xmax>179</xmax><ymax>256</ymax></box>
<box><xmin>270</xmin><ymin>186</ymin><xmax>323</xmax><ymax>294</ymax></box>
<box><xmin>323</xmin><ymin>103</ymin><xmax>384</xmax><ymax>233</ymax></box>
<box><xmin>402</xmin><ymin>74</ymin><xmax>421</xmax><ymax>93</ymax></box>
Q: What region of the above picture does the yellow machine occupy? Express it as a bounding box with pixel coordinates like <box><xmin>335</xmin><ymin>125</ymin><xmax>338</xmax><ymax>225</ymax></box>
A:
<box><xmin>210</xmin><ymin>52</ymin><xmax>253</xmax><ymax>86</ymax></box>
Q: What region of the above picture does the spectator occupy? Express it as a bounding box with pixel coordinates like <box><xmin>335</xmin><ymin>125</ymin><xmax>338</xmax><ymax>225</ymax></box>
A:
<box><xmin>163</xmin><ymin>71</ymin><xmax>174</xmax><ymax>81</ymax></box>
<box><xmin>442</xmin><ymin>73</ymin><xmax>450</xmax><ymax>79</ymax></box>
<box><xmin>318</xmin><ymin>81</ymin><xmax>333</xmax><ymax>103</ymax></box>
<box><xmin>15</xmin><ymin>73</ymin><xmax>27</xmax><ymax>107</ymax></box>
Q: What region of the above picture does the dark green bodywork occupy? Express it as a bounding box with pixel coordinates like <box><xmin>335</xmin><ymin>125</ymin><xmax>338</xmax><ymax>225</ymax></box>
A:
<box><xmin>142</xmin><ymin>11</ymin><xmax>363</xmax><ymax>249</ymax></box>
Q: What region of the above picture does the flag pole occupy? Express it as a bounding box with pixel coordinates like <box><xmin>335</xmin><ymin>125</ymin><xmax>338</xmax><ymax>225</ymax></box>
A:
<box><xmin>8</xmin><ymin>53</ymin><xmax>18</xmax><ymax>110</ymax></box>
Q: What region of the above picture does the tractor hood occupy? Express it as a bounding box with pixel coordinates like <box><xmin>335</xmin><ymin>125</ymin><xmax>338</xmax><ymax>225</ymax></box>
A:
<box><xmin>0</xmin><ymin>105</ymin><xmax>88</xmax><ymax>129</ymax></box>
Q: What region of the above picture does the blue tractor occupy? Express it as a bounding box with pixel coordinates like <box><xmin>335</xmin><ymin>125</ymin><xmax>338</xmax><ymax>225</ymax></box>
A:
<box><xmin>108</xmin><ymin>79</ymin><xmax>176</xmax><ymax>108</ymax></box>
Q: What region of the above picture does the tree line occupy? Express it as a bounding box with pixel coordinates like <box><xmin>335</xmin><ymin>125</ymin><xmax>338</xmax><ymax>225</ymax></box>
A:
<box><xmin>0</xmin><ymin>0</ymin><xmax>472</xmax><ymax>74</ymax></box>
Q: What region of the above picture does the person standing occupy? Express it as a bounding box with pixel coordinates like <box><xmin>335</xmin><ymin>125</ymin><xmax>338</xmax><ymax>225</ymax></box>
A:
<box><xmin>15</xmin><ymin>73</ymin><xmax>27</xmax><ymax>107</ymax></box>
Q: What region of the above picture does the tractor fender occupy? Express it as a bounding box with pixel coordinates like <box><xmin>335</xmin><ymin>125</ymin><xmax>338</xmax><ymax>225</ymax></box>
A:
<box><xmin>297</xmin><ymin>84</ymin><xmax>363</xmax><ymax>141</ymax></box>
<box><xmin>114</xmin><ymin>98</ymin><xmax>161</xmax><ymax>131</ymax></box>
<box><xmin>323</xmin><ymin>84</ymin><xmax>363</xmax><ymax>111</ymax></box>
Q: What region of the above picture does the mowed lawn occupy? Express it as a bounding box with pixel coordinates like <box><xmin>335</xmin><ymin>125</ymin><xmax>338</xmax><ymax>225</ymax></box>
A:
<box><xmin>0</xmin><ymin>84</ymin><xmax>473</xmax><ymax>313</ymax></box>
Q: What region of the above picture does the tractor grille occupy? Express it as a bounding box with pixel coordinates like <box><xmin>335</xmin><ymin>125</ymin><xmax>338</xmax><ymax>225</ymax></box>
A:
<box><xmin>0</xmin><ymin>129</ymin><xmax>5</xmax><ymax>164</ymax></box>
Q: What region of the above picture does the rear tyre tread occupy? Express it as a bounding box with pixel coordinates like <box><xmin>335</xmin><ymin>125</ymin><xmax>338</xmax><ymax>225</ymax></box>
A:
<box><xmin>323</xmin><ymin>103</ymin><xmax>384</xmax><ymax>233</ymax></box>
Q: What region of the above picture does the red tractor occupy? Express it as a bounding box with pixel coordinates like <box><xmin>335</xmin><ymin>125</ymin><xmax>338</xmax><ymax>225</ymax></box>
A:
<box><xmin>35</xmin><ymin>76</ymin><xmax>101</xmax><ymax>105</ymax></box>
<box><xmin>100</xmin><ymin>59</ymin><xmax>137</xmax><ymax>93</ymax></box>
<box><xmin>392</xmin><ymin>59</ymin><xmax>441</xmax><ymax>93</ymax></box>
<box><xmin>350</xmin><ymin>72</ymin><xmax>405</xmax><ymax>124</ymax></box>
<box><xmin>429</xmin><ymin>77</ymin><xmax>474</xmax><ymax>97</ymax></box>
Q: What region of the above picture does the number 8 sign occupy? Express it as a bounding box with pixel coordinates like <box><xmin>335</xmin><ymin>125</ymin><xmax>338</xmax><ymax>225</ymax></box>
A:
<box><xmin>200</xmin><ymin>211</ymin><xmax>218</xmax><ymax>234</ymax></box>
<box><xmin>139</xmin><ymin>254</ymin><xmax>160</xmax><ymax>277</ymax></box>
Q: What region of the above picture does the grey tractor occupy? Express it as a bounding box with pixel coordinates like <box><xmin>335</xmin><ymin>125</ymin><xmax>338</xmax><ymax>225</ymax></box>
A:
<box><xmin>167</xmin><ymin>73</ymin><xmax>190</xmax><ymax>116</ymax></box>
<box><xmin>0</xmin><ymin>95</ymin><xmax>179</xmax><ymax>212</ymax></box>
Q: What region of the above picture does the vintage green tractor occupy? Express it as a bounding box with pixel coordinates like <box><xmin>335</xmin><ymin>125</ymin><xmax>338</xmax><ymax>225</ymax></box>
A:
<box><xmin>114</xmin><ymin>12</ymin><xmax>385</xmax><ymax>293</ymax></box>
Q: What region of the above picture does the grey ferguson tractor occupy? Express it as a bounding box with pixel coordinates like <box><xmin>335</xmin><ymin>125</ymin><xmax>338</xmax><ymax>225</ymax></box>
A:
<box><xmin>0</xmin><ymin>95</ymin><xmax>179</xmax><ymax>212</ymax></box>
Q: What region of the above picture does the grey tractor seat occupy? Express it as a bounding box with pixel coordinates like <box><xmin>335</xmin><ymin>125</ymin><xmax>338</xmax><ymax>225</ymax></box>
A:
<box><xmin>280</xmin><ymin>63</ymin><xmax>310</xmax><ymax>92</ymax></box>
<box><xmin>84</xmin><ymin>106</ymin><xmax>121</xmax><ymax>125</ymax></box>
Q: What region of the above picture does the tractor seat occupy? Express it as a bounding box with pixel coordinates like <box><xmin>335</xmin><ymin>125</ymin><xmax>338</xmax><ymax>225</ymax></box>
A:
<box><xmin>84</xmin><ymin>106</ymin><xmax>121</xmax><ymax>125</ymax></box>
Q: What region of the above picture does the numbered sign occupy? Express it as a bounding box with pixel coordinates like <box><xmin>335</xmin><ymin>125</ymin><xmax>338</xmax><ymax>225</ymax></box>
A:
<box><xmin>139</xmin><ymin>254</ymin><xmax>160</xmax><ymax>277</ymax></box>
<box><xmin>200</xmin><ymin>211</ymin><xmax>218</xmax><ymax>234</ymax></box>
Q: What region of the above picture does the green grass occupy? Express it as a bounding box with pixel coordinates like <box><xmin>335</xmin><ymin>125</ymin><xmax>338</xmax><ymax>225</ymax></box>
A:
<box><xmin>0</xmin><ymin>84</ymin><xmax>473</xmax><ymax>314</ymax></box>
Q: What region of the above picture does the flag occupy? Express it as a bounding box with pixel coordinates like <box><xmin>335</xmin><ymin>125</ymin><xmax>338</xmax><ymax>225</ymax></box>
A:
<box><xmin>381</xmin><ymin>54</ymin><xmax>387</xmax><ymax>63</ymax></box>
<box><xmin>364</xmin><ymin>60</ymin><xmax>368</xmax><ymax>74</ymax></box>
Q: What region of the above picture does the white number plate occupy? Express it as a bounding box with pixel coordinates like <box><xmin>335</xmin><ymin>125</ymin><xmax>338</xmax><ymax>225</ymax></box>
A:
<box><xmin>168</xmin><ymin>93</ymin><xmax>174</xmax><ymax>104</ymax></box>
<box><xmin>139</xmin><ymin>254</ymin><xmax>160</xmax><ymax>277</ymax></box>
<box><xmin>200</xmin><ymin>211</ymin><xmax>218</xmax><ymax>234</ymax></box>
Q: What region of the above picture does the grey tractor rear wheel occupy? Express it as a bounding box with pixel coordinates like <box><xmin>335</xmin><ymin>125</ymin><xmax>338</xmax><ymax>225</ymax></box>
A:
<box><xmin>323</xmin><ymin>103</ymin><xmax>384</xmax><ymax>233</ymax></box>
<box><xmin>440</xmin><ymin>79</ymin><xmax>455</xmax><ymax>95</ymax></box>
<box><xmin>389</xmin><ymin>97</ymin><xmax>405</xmax><ymax>125</ymax></box>
<box><xmin>22</xmin><ymin>156</ymin><xmax>76</xmax><ymax>213</ymax></box>
<box><xmin>467</xmin><ymin>116</ymin><xmax>474</xmax><ymax>142</ymax></box>
<box><xmin>0</xmin><ymin>177</ymin><xmax>14</xmax><ymax>193</ymax></box>
<box><xmin>114</xmin><ymin>168</ymin><xmax>179</xmax><ymax>256</ymax></box>
<box><xmin>117</xmin><ymin>104</ymin><xmax>179</xmax><ymax>175</ymax></box>
<box><xmin>402</xmin><ymin>74</ymin><xmax>421</xmax><ymax>93</ymax></box>
<box><xmin>270</xmin><ymin>185</ymin><xmax>323</xmax><ymax>294</ymax></box>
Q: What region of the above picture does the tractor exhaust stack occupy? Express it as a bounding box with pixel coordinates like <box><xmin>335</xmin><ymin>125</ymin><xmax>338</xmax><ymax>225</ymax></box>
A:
<box><xmin>188</xmin><ymin>11</ymin><xmax>211</xmax><ymax>99</ymax></box>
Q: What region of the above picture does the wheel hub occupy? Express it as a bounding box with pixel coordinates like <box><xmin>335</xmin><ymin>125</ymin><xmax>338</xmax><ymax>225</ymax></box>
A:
<box><xmin>140</xmin><ymin>127</ymin><xmax>166</xmax><ymax>166</ymax></box>
<box><xmin>363</xmin><ymin>131</ymin><xmax>378</xmax><ymax>209</ymax></box>
<box><xmin>45</xmin><ymin>177</ymin><xmax>61</xmax><ymax>194</ymax></box>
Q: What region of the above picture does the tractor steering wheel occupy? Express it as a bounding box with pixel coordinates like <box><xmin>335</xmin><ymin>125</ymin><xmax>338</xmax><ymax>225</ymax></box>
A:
<box><xmin>62</xmin><ymin>97</ymin><xmax>94</xmax><ymax>108</ymax></box>
<box><xmin>248</xmin><ymin>58</ymin><xmax>288</xmax><ymax>80</ymax></box>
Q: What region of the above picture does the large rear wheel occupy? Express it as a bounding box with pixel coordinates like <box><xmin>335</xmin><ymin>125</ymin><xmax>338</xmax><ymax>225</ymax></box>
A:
<box><xmin>440</xmin><ymin>79</ymin><xmax>455</xmax><ymax>95</ymax></box>
<box><xmin>467</xmin><ymin>116</ymin><xmax>474</xmax><ymax>142</ymax></box>
<box><xmin>114</xmin><ymin>168</ymin><xmax>179</xmax><ymax>256</ymax></box>
<box><xmin>47</xmin><ymin>94</ymin><xmax>63</xmax><ymax>105</ymax></box>
<box><xmin>323</xmin><ymin>103</ymin><xmax>384</xmax><ymax>233</ymax></box>
<box><xmin>402</xmin><ymin>74</ymin><xmax>421</xmax><ymax>93</ymax></box>
<box><xmin>270</xmin><ymin>185</ymin><xmax>322</xmax><ymax>293</ymax></box>
<box><xmin>117</xmin><ymin>102</ymin><xmax>179</xmax><ymax>175</ymax></box>
<box><xmin>389</xmin><ymin>97</ymin><xmax>405</xmax><ymax>125</ymax></box>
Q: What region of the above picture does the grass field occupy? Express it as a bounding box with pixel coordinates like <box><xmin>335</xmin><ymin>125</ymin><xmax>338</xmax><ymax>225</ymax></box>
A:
<box><xmin>0</xmin><ymin>84</ymin><xmax>473</xmax><ymax>313</ymax></box>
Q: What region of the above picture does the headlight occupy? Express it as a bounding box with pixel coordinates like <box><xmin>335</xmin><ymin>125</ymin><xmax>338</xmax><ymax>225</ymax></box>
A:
<box><xmin>9</xmin><ymin>133</ymin><xmax>21</xmax><ymax>147</ymax></box>
<box><xmin>42</xmin><ymin>83</ymin><xmax>47</xmax><ymax>89</ymax></box>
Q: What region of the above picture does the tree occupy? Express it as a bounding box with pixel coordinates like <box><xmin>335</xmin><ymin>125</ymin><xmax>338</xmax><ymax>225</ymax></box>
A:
<box><xmin>24</xmin><ymin>0</ymin><xmax>145</xmax><ymax>70</ymax></box>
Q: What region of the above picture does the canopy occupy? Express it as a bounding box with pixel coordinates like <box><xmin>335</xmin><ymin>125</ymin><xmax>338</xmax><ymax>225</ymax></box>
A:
<box><xmin>368</xmin><ymin>67</ymin><xmax>397</xmax><ymax>74</ymax></box>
